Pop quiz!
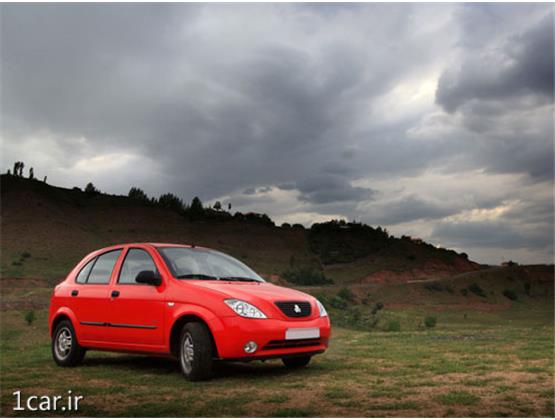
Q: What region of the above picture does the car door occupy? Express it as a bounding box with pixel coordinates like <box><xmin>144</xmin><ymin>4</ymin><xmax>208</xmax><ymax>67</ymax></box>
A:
<box><xmin>71</xmin><ymin>249</ymin><xmax>122</xmax><ymax>343</ymax></box>
<box><xmin>106</xmin><ymin>246</ymin><xmax>166</xmax><ymax>347</ymax></box>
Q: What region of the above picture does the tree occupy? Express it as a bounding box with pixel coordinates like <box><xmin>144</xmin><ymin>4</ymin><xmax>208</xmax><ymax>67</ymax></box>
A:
<box><xmin>43</xmin><ymin>176</ymin><xmax>47</xmax><ymax>183</ymax></box>
<box><xmin>84</xmin><ymin>182</ymin><xmax>99</xmax><ymax>196</ymax></box>
<box><xmin>29</xmin><ymin>167</ymin><xmax>34</xmax><ymax>179</ymax></box>
<box><xmin>228</xmin><ymin>203</ymin><xmax>232</xmax><ymax>211</ymax></box>
<box><xmin>19</xmin><ymin>162</ymin><xmax>24</xmax><ymax>177</ymax></box>
<box><xmin>158</xmin><ymin>193</ymin><xmax>184</xmax><ymax>213</ymax></box>
<box><xmin>213</xmin><ymin>201</ymin><xmax>222</xmax><ymax>211</ymax></box>
<box><xmin>128</xmin><ymin>187</ymin><xmax>149</xmax><ymax>202</ymax></box>
<box><xmin>188</xmin><ymin>196</ymin><xmax>205</xmax><ymax>220</ymax></box>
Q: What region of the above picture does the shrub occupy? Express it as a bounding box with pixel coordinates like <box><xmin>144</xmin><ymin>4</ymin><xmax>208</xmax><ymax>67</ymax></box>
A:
<box><xmin>460</xmin><ymin>288</ymin><xmax>468</xmax><ymax>296</ymax></box>
<box><xmin>330</xmin><ymin>296</ymin><xmax>347</xmax><ymax>310</ymax></box>
<box><xmin>425</xmin><ymin>282</ymin><xmax>444</xmax><ymax>292</ymax></box>
<box><xmin>21</xmin><ymin>252</ymin><xmax>31</xmax><ymax>259</ymax></box>
<box><xmin>468</xmin><ymin>283</ymin><xmax>487</xmax><ymax>298</ymax></box>
<box><xmin>371</xmin><ymin>302</ymin><xmax>384</xmax><ymax>315</ymax></box>
<box><xmin>502</xmin><ymin>289</ymin><xmax>518</xmax><ymax>301</ymax></box>
<box><xmin>24</xmin><ymin>310</ymin><xmax>36</xmax><ymax>326</ymax></box>
<box><xmin>281</xmin><ymin>266</ymin><xmax>333</xmax><ymax>286</ymax></box>
<box><xmin>424</xmin><ymin>315</ymin><xmax>437</xmax><ymax>328</ymax></box>
<box><xmin>384</xmin><ymin>320</ymin><xmax>401</xmax><ymax>332</ymax></box>
<box><xmin>12</xmin><ymin>261</ymin><xmax>22</xmax><ymax>266</ymax></box>
<box><xmin>314</xmin><ymin>294</ymin><xmax>329</xmax><ymax>306</ymax></box>
<box><xmin>346</xmin><ymin>307</ymin><xmax>361</xmax><ymax>323</ymax></box>
<box><xmin>337</xmin><ymin>287</ymin><xmax>356</xmax><ymax>303</ymax></box>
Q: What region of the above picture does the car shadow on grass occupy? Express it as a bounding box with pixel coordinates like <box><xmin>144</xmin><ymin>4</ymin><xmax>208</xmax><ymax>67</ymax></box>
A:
<box><xmin>80</xmin><ymin>353</ymin><xmax>333</xmax><ymax>381</ymax></box>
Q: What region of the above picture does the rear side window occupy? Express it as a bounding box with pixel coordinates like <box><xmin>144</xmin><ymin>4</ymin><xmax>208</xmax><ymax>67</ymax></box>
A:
<box><xmin>75</xmin><ymin>258</ymin><xmax>95</xmax><ymax>284</ymax></box>
<box><xmin>87</xmin><ymin>250</ymin><xmax>122</xmax><ymax>284</ymax></box>
<box><xmin>118</xmin><ymin>249</ymin><xmax>158</xmax><ymax>284</ymax></box>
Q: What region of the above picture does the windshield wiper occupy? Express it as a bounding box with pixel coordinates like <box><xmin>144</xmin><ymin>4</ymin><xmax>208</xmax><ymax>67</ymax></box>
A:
<box><xmin>218</xmin><ymin>276</ymin><xmax>261</xmax><ymax>282</ymax></box>
<box><xmin>176</xmin><ymin>274</ymin><xmax>218</xmax><ymax>280</ymax></box>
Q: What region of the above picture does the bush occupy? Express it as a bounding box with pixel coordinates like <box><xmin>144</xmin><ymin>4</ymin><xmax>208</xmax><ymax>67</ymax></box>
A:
<box><xmin>24</xmin><ymin>310</ymin><xmax>36</xmax><ymax>326</ymax></box>
<box><xmin>330</xmin><ymin>296</ymin><xmax>347</xmax><ymax>310</ymax></box>
<box><xmin>502</xmin><ymin>289</ymin><xmax>518</xmax><ymax>301</ymax></box>
<box><xmin>468</xmin><ymin>283</ymin><xmax>487</xmax><ymax>298</ymax></box>
<box><xmin>371</xmin><ymin>302</ymin><xmax>384</xmax><ymax>315</ymax></box>
<box><xmin>281</xmin><ymin>266</ymin><xmax>334</xmax><ymax>286</ymax></box>
<box><xmin>460</xmin><ymin>288</ymin><xmax>468</xmax><ymax>296</ymax></box>
<box><xmin>384</xmin><ymin>320</ymin><xmax>401</xmax><ymax>332</ymax></box>
<box><xmin>337</xmin><ymin>287</ymin><xmax>356</xmax><ymax>303</ymax></box>
<box><xmin>21</xmin><ymin>252</ymin><xmax>31</xmax><ymax>259</ymax></box>
<box><xmin>424</xmin><ymin>282</ymin><xmax>444</xmax><ymax>292</ymax></box>
<box><xmin>424</xmin><ymin>315</ymin><xmax>437</xmax><ymax>328</ymax></box>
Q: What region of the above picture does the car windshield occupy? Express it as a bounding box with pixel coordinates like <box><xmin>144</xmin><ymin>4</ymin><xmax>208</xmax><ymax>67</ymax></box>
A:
<box><xmin>157</xmin><ymin>247</ymin><xmax>265</xmax><ymax>282</ymax></box>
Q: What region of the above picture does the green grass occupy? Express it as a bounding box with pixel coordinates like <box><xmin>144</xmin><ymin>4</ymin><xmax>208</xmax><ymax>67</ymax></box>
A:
<box><xmin>438</xmin><ymin>391</ymin><xmax>481</xmax><ymax>406</ymax></box>
<box><xmin>270</xmin><ymin>408</ymin><xmax>313</xmax><ymax>417</ymax></box>
<box><xmin>264</xmin><ymin>394</ymin><xmax>290</xmax><ymax>404</ymax></box>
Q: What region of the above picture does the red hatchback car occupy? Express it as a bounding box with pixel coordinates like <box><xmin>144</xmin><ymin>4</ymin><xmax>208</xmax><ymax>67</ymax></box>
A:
<box><xmin>49</xmin><ymin>243</ymin><xmax>331</xmax><ymax>380</ymax></box>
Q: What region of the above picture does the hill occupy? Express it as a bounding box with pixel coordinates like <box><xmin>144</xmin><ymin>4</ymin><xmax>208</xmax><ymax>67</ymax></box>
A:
<box><xmin>2</xmin><ymin>174</ymin><xmax>478</xmax><ymax>283</ymax></box>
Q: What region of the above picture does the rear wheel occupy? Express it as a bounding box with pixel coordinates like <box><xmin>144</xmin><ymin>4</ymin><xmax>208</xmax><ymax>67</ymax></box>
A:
<box><xmin>52</xmin><ymin>320</ymin><xmax>86</xmax><ymax>367</ymax></box>
<box><xmin>282</xmin><ymin>355</ymin><xmax>311</xmax><ymax>368</ymax></box>
<box><xmin>179</xmin><ymin>322</ymin><xmax>214</xmax><ymax>381</ymax></box>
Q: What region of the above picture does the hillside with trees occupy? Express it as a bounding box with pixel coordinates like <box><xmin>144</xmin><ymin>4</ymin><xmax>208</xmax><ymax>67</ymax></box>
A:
<box><xmin>1</xmin><ymin>172</ymin><xmax>479</xmax><ymax>284</ymax></box>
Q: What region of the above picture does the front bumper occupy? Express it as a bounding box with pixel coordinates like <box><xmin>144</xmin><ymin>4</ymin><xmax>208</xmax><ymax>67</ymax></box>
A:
<box><xmin>214</xmin><ymin>316</ymin><xmax>331</xmax><ymax>360</ymax></box>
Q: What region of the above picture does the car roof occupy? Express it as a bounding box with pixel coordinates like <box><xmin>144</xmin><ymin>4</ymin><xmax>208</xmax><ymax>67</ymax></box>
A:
<box><xmin>94</xmin><ymin>243</ymin><xmax>211</xmax><ymax>252</ymax></box>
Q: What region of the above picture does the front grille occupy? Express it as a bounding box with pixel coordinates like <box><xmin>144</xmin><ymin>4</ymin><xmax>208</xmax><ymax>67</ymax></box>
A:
<box><xmin>263</xmin><ymin>338</ymin><xmax>321</xmax><ymax>350</ymax></box>
<box><xmin>275</xmin><ymin>301</ymin><xmax>312</xmax><ymax>318</ymax></box>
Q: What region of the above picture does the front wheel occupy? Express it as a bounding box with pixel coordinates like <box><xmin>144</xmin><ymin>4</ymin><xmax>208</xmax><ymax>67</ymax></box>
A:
<box><xmin>282</xmin><ymin>355</ymin><xmax>311</xmax><ymax>368</ymax></box>
<box><xmin>52</xmin><ymin>320</ymin><xmax>86</xmax><ymax>367</ymax></box>
<box><xmin>179</xmin><ymin>322</ymin><xmax>214</xmax><ymax>381</ymax></box>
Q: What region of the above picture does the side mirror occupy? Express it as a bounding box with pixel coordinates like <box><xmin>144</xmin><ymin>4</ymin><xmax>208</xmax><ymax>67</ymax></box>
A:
<box><xmin>135</xmin><ymin>270</ymin><xmax>162</xmax><ymax>286</ymax></box>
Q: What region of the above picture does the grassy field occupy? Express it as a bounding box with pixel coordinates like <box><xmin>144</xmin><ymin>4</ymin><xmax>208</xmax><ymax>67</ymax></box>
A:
<box><xmin>1</xmin><ymin>287</ymin><xmax>553</xmax><ymax>417</ymax></box>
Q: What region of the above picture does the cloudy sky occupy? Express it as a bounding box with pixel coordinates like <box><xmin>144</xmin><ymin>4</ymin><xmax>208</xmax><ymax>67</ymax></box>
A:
<box><xmin>1</xmin><ymin>4</ymin><xmax>553</xmax><ymax>264</ymax></box>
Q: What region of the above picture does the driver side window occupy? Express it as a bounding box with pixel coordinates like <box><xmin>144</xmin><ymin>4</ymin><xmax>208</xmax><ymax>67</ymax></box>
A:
<box><xmin>118</xmin><ymin>249</ymin><xmax>158</xmax><ymax>284</ymax></box>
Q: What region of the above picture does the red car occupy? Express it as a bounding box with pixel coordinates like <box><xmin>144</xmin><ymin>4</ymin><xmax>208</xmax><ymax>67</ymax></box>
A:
<box><xmin>49</xmin><ymin>243</ymin><xmax>331</xmax><ymax>380</ymax></box>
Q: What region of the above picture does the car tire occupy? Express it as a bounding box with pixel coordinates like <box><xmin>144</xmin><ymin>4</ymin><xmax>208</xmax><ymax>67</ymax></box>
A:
<box><xmin>282</xmin><ymin>355</ymin><xmax>312</xmax><ymax>368</ymax></box>
<box><xmin>52</xmin><ymin>320</ymin><xmax>86</xmax><ymax>367</ymax></box>
<box><xmin>179</xmin><ymin>322</ymin><xmax>214</xmax><ymax>381</ymax></box>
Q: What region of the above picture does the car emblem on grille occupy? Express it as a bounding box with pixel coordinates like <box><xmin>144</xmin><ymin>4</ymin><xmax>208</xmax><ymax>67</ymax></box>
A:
<box><xmin>294</xmin><ymin>304</ymin><xmax>301</xmax><ymax>313</ymax></box>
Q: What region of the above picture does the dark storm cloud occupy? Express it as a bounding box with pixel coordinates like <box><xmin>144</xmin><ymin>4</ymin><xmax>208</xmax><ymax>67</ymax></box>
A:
<box><xmin>296</xmin><ymin>175</ymin><xmax>375</xmax><ymax>204</ymax></box>
<box><xmin>363</xmin><ymin>195</ymin><xmax>458</xmax><ymax>226</ymax></box>
<box><xmin>432</xmin><ymin>220</ymin><xmax>553</xmax><ymax>251</ymax></box>
<box><xmin>437</xmin><ymin>11</ymin><xmax>553</xmax><ymax>113</ymax></box>
<box><xmin>1</xmin><ymin>3</ymin><xmax>553</xmax><ymax>263</ymax></box>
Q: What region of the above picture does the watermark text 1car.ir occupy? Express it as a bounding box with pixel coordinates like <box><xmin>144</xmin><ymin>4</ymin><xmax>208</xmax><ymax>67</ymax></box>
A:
<box><xmin>13</xmin><ymin>390</ymin><xmax>83</xmax><ymax>412</ymax></box>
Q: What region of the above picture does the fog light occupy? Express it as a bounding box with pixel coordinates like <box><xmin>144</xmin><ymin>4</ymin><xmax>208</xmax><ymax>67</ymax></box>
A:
<box><xmin>244</xmin><ymin>341</ymin><xmax>258</xmax><ymax>354</ymax></box>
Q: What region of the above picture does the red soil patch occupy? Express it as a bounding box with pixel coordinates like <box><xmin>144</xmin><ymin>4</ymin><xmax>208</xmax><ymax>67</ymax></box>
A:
<box><xmin>359</xmin><ymin>257</ymin><xmax>481</xmax><ymax>285</ymax></box>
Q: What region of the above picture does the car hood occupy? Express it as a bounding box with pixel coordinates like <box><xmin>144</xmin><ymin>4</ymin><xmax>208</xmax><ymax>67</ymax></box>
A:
<box><xmin>188</xmin><ymin>280</ymin><xmax>314</xmax><ymax>302</ymax></box>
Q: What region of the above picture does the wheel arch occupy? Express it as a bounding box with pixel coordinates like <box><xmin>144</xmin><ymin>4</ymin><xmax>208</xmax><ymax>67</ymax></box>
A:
<box><xmin>169</xmin><ymin>314</ymin><xmax>220</xmax><ymax>358</ymax></box>
<box><xmin>50</xmin><ymin>308</ymin><xmax>79</xmax><ymax>338</ymax></box>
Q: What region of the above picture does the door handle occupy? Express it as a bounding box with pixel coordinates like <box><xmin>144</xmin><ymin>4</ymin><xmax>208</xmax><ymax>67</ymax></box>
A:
<box><xmin>71</xmin><ymin>290</ymin><xmax>78</xmax><ymax>297</ymax></box>
<box><xmin>111</xmin><ymin>290</ymin><xmax>120</xmax><ymax>298</ymax></box>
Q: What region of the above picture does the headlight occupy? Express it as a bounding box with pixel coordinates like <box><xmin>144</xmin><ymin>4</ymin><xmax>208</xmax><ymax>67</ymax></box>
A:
<box><xmin>224</xmin><ymin>299</ymin><xmax>267</xmax><ymax>319</ymax></box>
<box><xmin>317</xmin><ymin>300</ymin><xmax>328</xmax><ymax>317</ymax></box>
